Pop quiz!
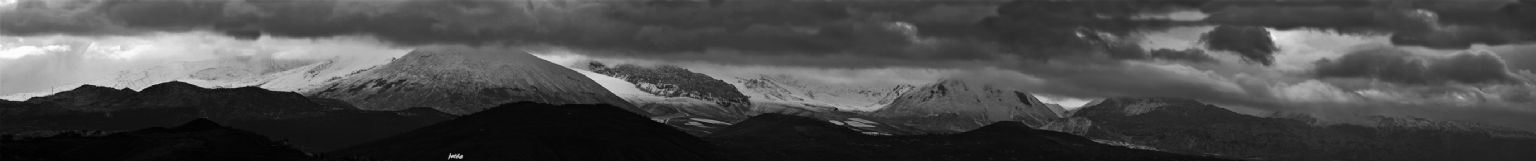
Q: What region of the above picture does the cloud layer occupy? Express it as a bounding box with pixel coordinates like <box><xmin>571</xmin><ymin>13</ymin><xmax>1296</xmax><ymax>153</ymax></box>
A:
<box><xmin>1313</xmin><ymin>46</ymin><xmax>1522</xmax><ymax>85</ymax></box>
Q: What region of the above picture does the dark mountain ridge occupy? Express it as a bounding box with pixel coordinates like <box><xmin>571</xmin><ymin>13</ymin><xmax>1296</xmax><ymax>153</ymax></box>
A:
<box><xmin>20</xmin><ymin>81</ymin><xmax>327</xmax><ymax>118</ymax></box>
<box><xmin>1</xmin><ymin>118</ymin><xmax>316</xmax><ymax>161</ymax></box>
<box><xmin>1</xmin><ymin>81</ymin><xmax>454</xmax><ymax>152</ymax></box>
<box><xmin>331</xmin><ymin>102</ymin><xmax>725</xmax><ymax>161</ymax></box>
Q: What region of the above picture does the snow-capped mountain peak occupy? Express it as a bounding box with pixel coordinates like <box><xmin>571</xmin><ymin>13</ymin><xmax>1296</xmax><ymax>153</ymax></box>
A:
<box><xmin>307</xmin><ymin>46</ymin><xmax>636</xmax><ymax>115</ymax></box>
<box><xmin>872</xmin><ymin>79</ymin><xmax>1064</xmax><ymax>132</ymax></box>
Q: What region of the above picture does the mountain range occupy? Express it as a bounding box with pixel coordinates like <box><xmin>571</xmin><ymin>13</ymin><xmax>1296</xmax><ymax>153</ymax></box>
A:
<box><xmin>5</xmin><ymin>46</ymin><xmax>1535</xmax><ymax>161</ymax></box>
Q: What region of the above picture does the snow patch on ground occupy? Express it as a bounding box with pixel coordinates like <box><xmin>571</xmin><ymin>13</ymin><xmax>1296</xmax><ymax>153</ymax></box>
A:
<box><xmin>576</xmin><ymin>70</ymin><xmax>661</xmax><ymax>99</ymax></box>
<box><xmin>843</xmin><ymin>121</ymin><xmax>877</xmax><ymax>128</ymax></box>
<box><xmin>571</xmin><ymin>68</ymin><xmax>718</xmax><ymax>106</ymax></box>
<box><xmin>1093</xmin><ymin>139</ymin><xmax>1161</xmax><ymax>151</ymax></box>
<box><xmin>689</xmin><ymin>118</ymin><xmax>730</xmax><ymax>125</ymax></box>
<box><xmin>847</xmin><ymin>118</ymin><xmax>877</xmax><ymax>124</ymax></box>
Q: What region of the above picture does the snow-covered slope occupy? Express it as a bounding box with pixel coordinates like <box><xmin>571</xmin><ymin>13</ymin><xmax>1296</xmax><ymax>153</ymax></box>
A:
<box><xmin>727</xmin><ymin>74</ymin><xmax>916</xmax><ymax>112</ymax></box>
<box><xmin>537</xmin><ymin>58</ymin><xmax>929</xmax><ymax>135</ymax></box>
<box><xmin>872</xmin><ymin>79</ymin><xmax>1064</xmax><ymax>132</ymax></box>
<box><xmin>576</xmin><ymin>69</ymin><xmax>735</xmax><ymax>120</ymax></box>
<box><xmin>306</xmin><ymin>46</ymin><xmax>635</xmax><ymax>115</ymax></box>
<box><xmin>583</xmin><ymin>62</ymin><xmax>751</xmax><ymax>115</ymax></box>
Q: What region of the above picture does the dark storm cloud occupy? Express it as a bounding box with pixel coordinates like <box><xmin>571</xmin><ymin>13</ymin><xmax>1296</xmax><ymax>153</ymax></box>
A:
<box><xmin>0</xmin><ymin>0</ymin><xmax>1017</xmax><ymax>62</ymax></box>
<box><xmin>1148</xmin><ymin>48</ymin><xmax>1216</xmax><ymax>63</ymax></box>
<box><xmin>1201</xmin><ymin>2</ymin><xmax>1428</xmax><ymax>34</ymax></box>
<box><xmin>1201</xmin><ymin>25</ymin><xmax>1277</xmax><ymax>65</ymax></box>
<box><xmin>980</xmin><ymin>0</ymin><xmax>1206</xmax><ymax>60</ymax></box>
<box><xmin>1097</xmin><ymin>43</ymin><xmax>1218</xmax><ymax>63</ymax></box>
<box><xmin>1313</xmin><ymin>46</ymin><xmax>1523</xmax><ymax>85</ymax></box>
<box><xmin>1489</xmin><ymin>45</ymin><xmax>1536</xmax><ymax>72</ymax></box>
<box><xmin>1201</xmin><ymin>0</ymin><xmax>1536</xmax><ymax>49</ymax></box>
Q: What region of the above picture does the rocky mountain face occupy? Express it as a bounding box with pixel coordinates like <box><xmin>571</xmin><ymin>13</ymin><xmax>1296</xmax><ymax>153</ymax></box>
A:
<box><xmin>585</xmin><ymin>62</ymin><xmax>751</xmax><ymax>120</ymax></box>
<box><xmin>1069</xmin><ymin>98</ymin><xmax>1536</xmax><ymax>161</ymax></box>
<box><xmin>590</xmin><ymin>62</ymin><xmax>751</xmax><ymax>110</ymax></box>
<box><xmin>0</xmin><ymin>118</ymin><xmax>316</xmax><ymax>161</ymax></box>
<box><xmin>1</xmin><ymin>82</ymin><xmax>454</xmax><ymax>152</ymax></box>
<box><xmin>331</xmin><ymin>102</ymin><xmax>725</xmax><ymax>161</ymax></box>
<box><xmin>733</xmin><ymin>75</ymin><xmax>916</xmax><ymax>112</ymax></box>
<box><xmin>872</xmin><ymin>80</ymin><xmax>1064</xmax><ymax>132</ymax></box>
<box><xmin>308</xmin><ymin>46</ymin><xmax>636</xmax><ymax>115</ymax></box>
<box><xmin>704</xmin><ymin>113</ymin><xmax>1234</xmax><ymax>161</ymax></box>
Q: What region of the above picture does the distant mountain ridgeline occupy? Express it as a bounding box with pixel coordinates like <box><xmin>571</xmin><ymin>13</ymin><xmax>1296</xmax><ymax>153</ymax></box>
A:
<box><xmin>0</xmin><ymin>81</ymin><xmax>453</xmax><ymax>152</ymax></box>
<box><xmin>1060</xmin><ymin>98</ymin><xmax>1536</xmax><ymax>161</ymax></box>
<box><xmin>16</xmin><ymin>80</ymin><xmax>1529</xmax><ymax>161</ymax></box>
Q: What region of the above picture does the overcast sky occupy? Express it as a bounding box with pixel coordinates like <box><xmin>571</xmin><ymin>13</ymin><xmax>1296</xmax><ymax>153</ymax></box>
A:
<box><xmin>1</xmin><ymin>0</ymin><xmax>1534</xmax><ymax>130</ymax></box>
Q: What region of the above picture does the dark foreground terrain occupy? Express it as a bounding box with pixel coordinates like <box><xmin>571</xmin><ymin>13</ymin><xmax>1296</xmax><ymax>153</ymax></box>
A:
<box><xmin>3</xmin><ymin>102</ymin><xmax>1229</xmax><ymax>161</ymax></box>
<box><xmin>707</xmin><ymin>114</ymin><xmax>1230</xmax><ymax>161</ymax></box>
<box><xmin>1</xmin><ymin>118</ymin><xmax>312</xmax><ymax>161</ymax></box>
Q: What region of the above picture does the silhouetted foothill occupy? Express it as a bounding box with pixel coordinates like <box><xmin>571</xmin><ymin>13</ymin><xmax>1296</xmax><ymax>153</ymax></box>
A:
<box><xmin>332</xmin><ymin>102</ymin><xmax>725</xmax><ymax>161</ymax></box>
<box><xmin>0</xmin><ymin>119</ymin><xmax>315</xmax><ymax>161</ymax></box>
<box><xmin>2</xmin><ymin>81</ymin><xmax>454</xmax><ymax>152</ymax></box>
<box><xmin>174</xmin><ymin>118</ymin><xmax>225</xmax><ymax>130</ymax></box>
